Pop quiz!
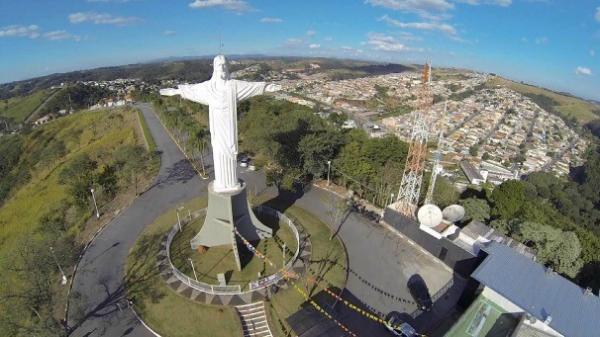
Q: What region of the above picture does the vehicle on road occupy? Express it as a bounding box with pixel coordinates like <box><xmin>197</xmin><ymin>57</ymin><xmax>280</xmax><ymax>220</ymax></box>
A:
<box><xmin>407</xmin><ymin>274</ymin><xmax>433</xmax><ymax>312</ymax></box>
<box><xmin>384</xmin><ymin>312</ymin><xmax>418</xmax><ymax>337</ymax></box>
<box><xmin>240</xmin><ymin>156</ymin><xmax>250</xmax><ymax>168</ymax></box>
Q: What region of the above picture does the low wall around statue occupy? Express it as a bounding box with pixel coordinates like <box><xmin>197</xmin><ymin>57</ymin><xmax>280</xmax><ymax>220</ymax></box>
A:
<box><xmin>157</xmin><ymin>206</ymin><xmax>312</xmax><ymax>306</ymax></box>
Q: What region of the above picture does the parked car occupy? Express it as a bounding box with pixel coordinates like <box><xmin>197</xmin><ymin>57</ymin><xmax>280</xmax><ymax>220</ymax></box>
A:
<box><xmin>239</xmin><ymin>156</ymin><xmax>250</xmax><ymax>168</ymax></box>
<box><xmin>407</xmin><ymin>274</ymin><xmax>432</xmax><ymax>312</ymax></box>
<box><xmin>384</xmin><ymin>312</ymin><xmax>418</xmax><ymax>337</ymax></box>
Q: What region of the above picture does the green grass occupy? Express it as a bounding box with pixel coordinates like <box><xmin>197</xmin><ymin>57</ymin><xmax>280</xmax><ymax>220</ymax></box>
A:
<box><xmin>170</xmin><ymin>213</ymin><xmax>298</xmax><ymax>289</ymax></box>
<box><xmin>487</xmin><ymin>77</ymin><xmax>599</xmax><ymax>125</ymax></box>
<box><xmin>126</xmin><ymin>197</ymin><xmax>243</xmax><ymax>337</ymax></box>
<box><xmin>0</xmin><ymin>107</ymin><xmax>145</xmax><ymax>262</ymax></box>
<box><xmin>137</xmin><ymin>109</ymin><xmax>157</xmax><ymax>151</ymax></box>
<box><xmin>253</xmin><ymin>196</ymin><xmax>347</xmax><ymax>337</ymax></box>
<box><xmin>126</xmin><ymin>194</ymin><xmax>348</xmax><ymax>337</ymax></box>
<box><xmin>1</xmin><ymin>89</ymin><xmax>53</xmax><ymax>123</ymax></box>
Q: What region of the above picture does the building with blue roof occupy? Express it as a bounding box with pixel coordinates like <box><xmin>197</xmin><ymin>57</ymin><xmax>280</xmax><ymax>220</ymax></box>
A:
<box><xmin>447</xmin><ymin>241</ymin><xmax>600</xmax><ymax>337</ymax></box>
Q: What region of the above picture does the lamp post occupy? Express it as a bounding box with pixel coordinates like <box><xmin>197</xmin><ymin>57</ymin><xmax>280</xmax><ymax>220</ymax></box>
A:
<box><xmin>176</xmin><ymin>210</ymin><xmax>182</xmax><ymax>232</ymax></box>
<box><xmin>49</xmin><ymin>246</ymin><xmax>68</xmax><ymax>286</ymax></box>
<box><xmin>90</xmin><ymin>188</ymin><xmax>100</xmax><ymax>219</ymax></box>
<box><xmin>188</xmin><ymin>258</ymin><xmax>198</xmax><ymax>282</ymax></box>
<box><xmin>327</xmin><ymin>160</ymin><xmax>332</xmax><ymax>186</ymax></box>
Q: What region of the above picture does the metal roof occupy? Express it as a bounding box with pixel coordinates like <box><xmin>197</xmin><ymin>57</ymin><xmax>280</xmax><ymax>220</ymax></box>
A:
<box><xmin>471</xmin><ymin>242</ymin><xmax>600</xmax><ymax>337</ymax></box>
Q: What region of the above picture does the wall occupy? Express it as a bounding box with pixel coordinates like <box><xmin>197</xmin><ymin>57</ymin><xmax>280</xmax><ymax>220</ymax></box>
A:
<box><xmin>383</xmin><ymin>207</ymin><xmax>485</xmax><ymax>278</ymax></box>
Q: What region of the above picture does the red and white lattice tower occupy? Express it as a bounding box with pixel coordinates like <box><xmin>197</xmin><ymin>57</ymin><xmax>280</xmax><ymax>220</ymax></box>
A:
<box><xmin>394</xmin><ymin>62</ymin><xmax>433</xmax><ymax>217</ymax></box>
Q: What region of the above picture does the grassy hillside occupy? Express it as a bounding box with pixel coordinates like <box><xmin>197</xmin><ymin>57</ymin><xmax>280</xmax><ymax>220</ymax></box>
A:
<box><xmin>0</xmin><ymin>107</ymin><xmax>158</xmax><ymax>335</ymax></box>
<box><xmin>487</xmin><ymin>77</ymin><xmax>600</xmax><ymax>125</ymax></box>
<box><xmin>1</xmin><ymin>89</ymin><xmax>54</xmax><ymax>123</ymax></box>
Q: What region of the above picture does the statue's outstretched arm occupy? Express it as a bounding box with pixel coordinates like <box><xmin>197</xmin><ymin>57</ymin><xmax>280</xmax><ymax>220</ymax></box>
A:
<box><xmin>160</xmin><ymin>83</ymin><xmax>210</xmax><ymax>105</ymax></box>
<box><xmin>236</xmin><ymin>80</ymin><xmax>281</xmax><ymax>101</ymax></box>
<box><xmin>159</xmin><ymin>88</ymin><xmax>180</xmax><ymax>96</ymax></box>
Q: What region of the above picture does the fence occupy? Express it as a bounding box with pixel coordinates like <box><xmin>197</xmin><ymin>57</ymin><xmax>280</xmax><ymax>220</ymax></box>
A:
<box><xmin>164</xmin><ymin>206</ymin><xmax>302</xmax><ymax>295</ymax></box>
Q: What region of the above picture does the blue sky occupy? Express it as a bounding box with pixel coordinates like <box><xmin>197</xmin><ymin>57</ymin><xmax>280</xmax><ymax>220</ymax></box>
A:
<box><xmin>1</xmin><ymin>0</ymin><xmax>599</xmax><ymax>99</ymax></box>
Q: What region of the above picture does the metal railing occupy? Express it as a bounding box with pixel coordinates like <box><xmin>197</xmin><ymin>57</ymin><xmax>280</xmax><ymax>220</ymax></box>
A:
<box><xmin>164</xmin><ymin>206</ymin><xmax>302</xmax><ymax>295</ymax></box>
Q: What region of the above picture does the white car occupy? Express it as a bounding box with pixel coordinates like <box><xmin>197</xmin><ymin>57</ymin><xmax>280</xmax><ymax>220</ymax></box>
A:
<box><xmin>384</xmin><ymin>312</ymin><xmax>418</xmax><ymax>337</ymax></box>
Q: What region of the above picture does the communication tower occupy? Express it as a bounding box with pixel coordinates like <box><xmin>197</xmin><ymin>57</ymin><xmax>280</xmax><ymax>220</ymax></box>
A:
<box><xmin>394</xmin><ymin>62</ymin><xmax>433</xmax><ymax>217</ymax></box>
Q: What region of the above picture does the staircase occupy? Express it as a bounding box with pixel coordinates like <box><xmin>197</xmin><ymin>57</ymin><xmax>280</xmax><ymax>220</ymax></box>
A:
<box><xmin>235</xmin><ymin>302</ymin><xmax>273</xmax><ymax>337</ymax></box>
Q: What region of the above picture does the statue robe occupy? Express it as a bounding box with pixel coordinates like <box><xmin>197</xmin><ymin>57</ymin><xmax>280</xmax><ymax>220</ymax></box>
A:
<box><xmin>176</xmin><ymin>79</ymin><xmax>267</xmax><ymax>192</ymax></box>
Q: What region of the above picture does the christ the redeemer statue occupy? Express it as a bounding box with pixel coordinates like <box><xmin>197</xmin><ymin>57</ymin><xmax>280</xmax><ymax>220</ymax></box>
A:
<box><xmin>159</xmin><ymin>55</ymin><xmax>280</xmax><ymax>267</ymax></box>
<box><xmin>160</xmin><ymin>55</ymin><xmax>280</xmax><ymax>193</ymax></box>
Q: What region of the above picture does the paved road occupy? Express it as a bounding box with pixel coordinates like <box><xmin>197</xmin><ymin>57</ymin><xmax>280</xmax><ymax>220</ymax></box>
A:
<box><xmin>292</xmin><ymin>188</ymin><xmax>464</xmax><ymax>337</ymax></box>
<box><xmin>68</xmin><ymin>103</ymin><xmax>207</xmax><ymax>337</ymax></box>
<box><xmin>68</xmin><ymin>103</ymin><xmax>463</xmax><ymax>337</ymax></box>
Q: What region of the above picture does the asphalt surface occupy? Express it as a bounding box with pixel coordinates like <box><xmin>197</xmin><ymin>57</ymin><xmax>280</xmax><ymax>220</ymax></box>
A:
<box><xmin>67</xmin><ymin>102</ymin><xmax>463</xmax><ymax>337</ymax></box>
<box><xmin>68</xmin><ymin>103</ymin><xmax>206</xmax><ymax>337</ymax></box>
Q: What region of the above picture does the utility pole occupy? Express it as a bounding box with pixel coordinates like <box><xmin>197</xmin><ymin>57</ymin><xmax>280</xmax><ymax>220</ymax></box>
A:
<box><xmin>425</xmin><ymin>132</ymin><xmax>444</xmax><ymax>205</ymax></box>
<box><xmin>327</xmin><ymin>160</ymin><xmax>332</xmax><ymax>186</ymax></box>
<box><xmin>49</xmin><ymin>246</ymin><xmax>68</xmax><ymax>285</ymax></box>
<box><xmin>90</xmin><ymin>188</ymin><xmax>100</xmax><ymax>218</ymax></box>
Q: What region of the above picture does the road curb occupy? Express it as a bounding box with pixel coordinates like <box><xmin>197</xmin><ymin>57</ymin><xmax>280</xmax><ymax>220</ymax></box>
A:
<box><xmin>149</xmin><ymin>103</ymin><xmax>209</xmax><ymax>180</ymax></box>
<box><xmin>130</xmin><ymin>306</ymin><xmax>163</xmax><ymax>337</ymax></box>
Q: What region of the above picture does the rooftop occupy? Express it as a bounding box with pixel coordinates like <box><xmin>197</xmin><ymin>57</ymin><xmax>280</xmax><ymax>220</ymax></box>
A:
<box><xmin>471</xmin><ymin>242</ymin><xmax>600</xmax><ymax>337</ymax></box>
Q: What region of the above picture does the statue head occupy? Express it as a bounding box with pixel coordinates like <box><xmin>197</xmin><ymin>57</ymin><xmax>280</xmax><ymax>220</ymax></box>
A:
<box><xmin>212</xmin><ymin>55</ymin><xmax>229</xmax><ymax>81</ymax></box>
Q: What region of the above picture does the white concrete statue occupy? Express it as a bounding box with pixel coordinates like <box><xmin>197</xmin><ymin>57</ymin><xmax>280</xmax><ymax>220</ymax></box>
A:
<box><xmin>160</xmin><ymin>55</ymin><xmax>281</xmax><ymax>193</ymax></box>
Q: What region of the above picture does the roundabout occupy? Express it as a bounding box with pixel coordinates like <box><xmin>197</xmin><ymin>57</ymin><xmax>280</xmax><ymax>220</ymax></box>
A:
<box><xmin>158</xmin><ymin>204</ymin><xmax>311</xmax><ymax>305</ymax></box>
<box><xmin>125</xmin><ymin>195</ymin><xmax>347</xmax><ymax>337</ymax></box>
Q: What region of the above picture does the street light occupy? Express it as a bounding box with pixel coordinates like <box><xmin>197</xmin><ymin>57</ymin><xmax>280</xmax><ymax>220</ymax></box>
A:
<box><xmin>49</xmin><ymin>246</ymin><xmax>68</xmax><ymax>286</ymax></box>
<box><xmin>90</xmin><ymin>188</ymin><xmax>100</xmax><ymax>219</ymax></box>
<box><xmin>327</xmin><ymin>160</ymin><xmax>332</xmax><ymax>186</ymax></box>
<box><xmin>176</xmin><ymin>210</ymin><xmax>182</xmax><ymax>232</ymax></box>
<box><xmin>188</xmin><ymin>258</ymin><xmax>198</xmax><ymax>281</ymax></box>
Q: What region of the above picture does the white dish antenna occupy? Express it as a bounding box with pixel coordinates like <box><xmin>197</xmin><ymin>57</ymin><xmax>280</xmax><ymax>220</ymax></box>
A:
<box><xmin>442</xmin><ymin>204</ymin><xmax>465</xmax><ymax>223</ymax></box>
<box><xmin>417</xmin><ymin>204</ymin><xmax>443</xmax><ymax>228</ymax></box>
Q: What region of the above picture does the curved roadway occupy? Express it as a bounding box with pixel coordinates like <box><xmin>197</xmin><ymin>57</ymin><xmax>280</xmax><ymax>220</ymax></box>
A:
<box><xmin>68</xmin><ymin>103</ymin><xmax>206</xmax><ymax>337</ymax></box>
<box><xmin>68</xmin><ymin>103</ymin><xmax>463</xmax><ymax>337</ymax></box>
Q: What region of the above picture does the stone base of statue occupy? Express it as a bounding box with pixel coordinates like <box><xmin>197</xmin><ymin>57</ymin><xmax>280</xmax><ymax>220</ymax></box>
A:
<box><xmin>190</xmin><ymin>180</ymin><xmax>273</xmax><ymax>270</ymax></box>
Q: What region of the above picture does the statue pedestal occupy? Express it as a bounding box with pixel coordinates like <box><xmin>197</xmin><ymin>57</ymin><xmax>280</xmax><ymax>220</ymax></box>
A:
<box><xmin>190</xmin><ymin>181</ymin><xmax>273</xmax><ymax>270</ymax></box>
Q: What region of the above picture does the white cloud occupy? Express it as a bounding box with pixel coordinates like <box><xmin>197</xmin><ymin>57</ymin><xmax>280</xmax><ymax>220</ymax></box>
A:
<box><xmin>188</xmin><ymin>0</ymin><xmax>251</xmax><ymax>13</ymax></box>
<box><xmin>306</xmin><ymin>30</ymin><xmax>317</xmax><ymax>37</ymax></box>
<box><xmin>309</xmin><ymin>43</ymin><xmax>320</xmax><ymax>49</ymax></box>
<box><xmin>284</xmin><ymin>38</ymin><xmax>304</xmax><ymax>47</ymax></box>
<box><xmin>455</xmin><ymin>0</ymin><xmax>511</xmax><ymax>6</ymax></box>
<box><xmin>575</xmin><ymin>66</ymin><xmax>592</xmax><ymax>76</ymax></box>
<box><xmin>260</xmin><ymin>17</ymin><xmax>283</xmax><ymax>23</ymax></box>
<box><xmin>520</xmin><ymin>37</ymin><xmax>528</xmax><ymax>43</ymax></box>
<box><xmin>366</xmin><ymin>32</ymin><xmax>423</xmax><ymax>52</ymax></box>
<box><xmin>591</xmin><ymin>49</ymin><xmax>596</xmax><ymax>57</ymax></box>
<box><xmin>69</xmin><ymin>12</ymin><xmax>140</xmax><ymax>25</ymax></box>
<box><xmin>0</xmin><ymin>25</ymin><xmax>40</xmax><ymax>38</ymax></box>
<box><xmin>596</xmin><ymin>7</ymin><xmax>600</xmax><ymax>22</ymax></box>
<box><xmin>43</xmin><ymin>30</ymin><xmax>81</xmax><ymax>41</ymax></box>
<box><xmin>534</xmin><ymin>36</ymin><xmax>549</xmax><ymax>44</ymax></box>
<box><xmin>163</xmin><ymin>30</ymin><xmax>176</xmax><ymax>36</ymax></box>
<box><xmin>379</xmin><ymin>14</ymin><xmax>457</xmax><ymax>36</ymax></box>
<box><xmin>365</xmin><ymin>0</ymin><xmax>454</xmax><ymax>14</ymax></box>
<box><xmin>0</xmin><ymin>25</ymin><xmax>81</xmax><ymax>41</ymax></box>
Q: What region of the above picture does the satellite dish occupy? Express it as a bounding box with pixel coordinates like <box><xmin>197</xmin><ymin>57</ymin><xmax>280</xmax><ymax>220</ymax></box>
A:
<box><xmin>442</xmin><ymin>204</ymin><xmax>465</xmax><ymax>223</ymax></box>
<box><xmin>417</xmin><ymin>204</ymin><xmax>443</xmax><ymax>228</ymax></box>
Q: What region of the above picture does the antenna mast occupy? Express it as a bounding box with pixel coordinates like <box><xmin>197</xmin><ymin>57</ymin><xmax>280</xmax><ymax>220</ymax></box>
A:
<box><xmin>394</xmin><ymin>62</ymin><xmax>433</xmax><ymax>217</ymax></box>
<box><xmin>425</xmin><ymin>131</ymin><xmax>444</xmax><ymax>205</ymax></box>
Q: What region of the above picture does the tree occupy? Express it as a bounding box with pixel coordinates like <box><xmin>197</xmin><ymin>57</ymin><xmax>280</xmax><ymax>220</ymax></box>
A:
<box><xmin>469</xmin><ymin>144</ymin><xmax>479</xmax><ymax>156</ymax></box>
<box><xmin>491</xmin><ymin>180</ymin><xmax>525</xmax><ymax>219</ymax></box>
<box><xmin>97</xmin><ymin>165</ymin><xmax>118</xmax><ymax>198</ymax></box>
<box><xmin>481</xmin><ymin>152</ymin><xmax>491</xmax><ymax>161</ymax></box>
<box><xmin>59</xmin><ymin>154</ymin><xmax>98</xmax><ymax>208</ymax></box>
<box><xmin>461</xmin><ymin>198</ymin><xmax>490</xmax><ymax>223</ymax></box>
<box><xmin>432</xmin><ymin>176</ymin><xmax>459</xmax><ymax>208</ymax></box>
<box><xmin>516</xmin><ymin>221</ymin><xmax>583</xmax><ymax>278</ymax></box>
<box><xmin>298</xmin><ymin>131</ymin><xmax>343</xmax><ymax>178</ymax></box>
